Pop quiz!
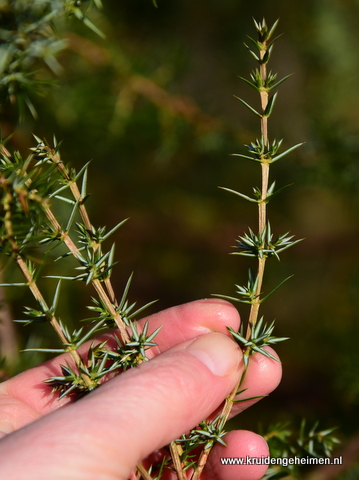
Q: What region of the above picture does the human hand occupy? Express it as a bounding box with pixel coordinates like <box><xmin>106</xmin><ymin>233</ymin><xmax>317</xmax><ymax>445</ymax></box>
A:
<box><xmin>0</xmin><ymin>299</ymin><xmax>282</xmax><ymax>480</ymax></box>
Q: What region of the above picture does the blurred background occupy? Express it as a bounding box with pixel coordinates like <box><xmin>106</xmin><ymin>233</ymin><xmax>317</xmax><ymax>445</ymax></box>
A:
<box><xmin>1</xmin><ymin>0</ymin><xmax>359</xmax><ymax>477</ymax></box>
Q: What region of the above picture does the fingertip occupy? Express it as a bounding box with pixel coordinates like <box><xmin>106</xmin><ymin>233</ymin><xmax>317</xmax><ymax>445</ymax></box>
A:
<box><xmin>247</xmin><ymin>347</ymin><xmax>282</xmax><ymax>394</ymax></box>
<box><xmin>193</xmin><ymin>298</ymin><xmax>241</xmax><ymax>333</ymax></box>
<box><xmin>228</xmin><ymin>347</ymin><xmax>282</xmax><ymax>416</ymax></box>
<box><xmin>143</xmin><ymin>299</ymin><xmax>241</xmax><ymax>354</ymax></box>
<box><xmin>166</xmin><ymin>298</ymin><xmax>241</xmax><ymax>334</ymax></box>
<box><xmin>205</xmin><ymin>430</ymin><xmax>269</xmax><ymax>480</ymax></box>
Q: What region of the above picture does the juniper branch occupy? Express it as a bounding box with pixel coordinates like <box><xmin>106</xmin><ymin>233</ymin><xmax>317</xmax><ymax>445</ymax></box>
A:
<box><xmin>248</xmin><ymin>20</ymin><xmax>270</xmax><ymax>339</ymax></box>
<box><xmin>30</xmin><ymin>138</ymin><xmax>130</xmax><ymax>343</ymax></box>
<box><xmin>207</xmin><ymin>19</ymin><xmax>300</xmax><ymax>472</ymax></box>
<box><xmin>1</xmin><ymin>176</ymin><xmax>94</xmax><ymax>388</ymax></box>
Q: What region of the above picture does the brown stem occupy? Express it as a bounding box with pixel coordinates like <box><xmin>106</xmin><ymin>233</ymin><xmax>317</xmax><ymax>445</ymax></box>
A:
<box><xmin>15</xmin><ymin>254</ymin><xmax>94</xmax><ymax>388</ymax></box>
<box><xmin>136</xmin><ymin>462</ymin><xmax>153</xmax><ymax>480</ymax></box>
<box><xmin>14</xmin><ymin>145</ymin><xmax>130</xmax><ymax>345</ymax></box>
<box><xmin>193</xmin><ymin>368</ymin><xmax>247</xmax><ymax>480</ymax></box>
<box><xmin>169</xmin><ymin>443</ymin><xmax>186</xmax><ymax>480</ymax></box>
<box><xmin>50</xmin><ymin>152</ymin><xmax>92</xmax><ymax>230</ymax></box>
<box><xmin>2</xmin><ymin>181</ymin><xmax>93</xmax><ymax>385</ymax></box>
<box><xmin>92</xmin><ymin>279</ymin><xmax>130</xmax><ymax>342</ymax></box>
<box><xmin>259</xmin><ymin>162</ymin><xmax>269</xmax><ymax>232</ymax></box>
<box><xmin>215</xmin><ymin>32</ymin><xmax>276</xmax><ymax>464</ymax></box>
<box><xmin>246</xmin><ymin>44</ymin><xmax>269</xmax><ymax>339</ymax></box>
<box><xmin>43</xmin><ymin>205</ymin><xmax>130</xmax><ymax>343</ymax></box>
<box><xmin>104</xmin><ymin>277</ymin><xmax>117</xmax><ymax>305</ymax></box>
<box><xmin>246</xmin><ymin>256</ymin><xmax>266</xmax><ymax>338</ymax></box>
<box><xmin>49</xmin><ymin>151</ymin><xmax>123</xmax><ymax>319</ymax></box>
<box><xmin>192</xmin><ymin>445</ymin><xmax>212</xmax><ymax>480</ymax></box>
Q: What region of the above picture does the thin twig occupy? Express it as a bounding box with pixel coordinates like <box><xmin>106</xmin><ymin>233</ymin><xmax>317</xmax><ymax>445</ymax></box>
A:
<box><xmin>169</xmin><ymin>442</ymin><xmax>186</xmax><ymax>480</ymax></box>
<box><xmin>136</xmin><ymin>462</ymin><xmax>153</xmax><ymax>480</ymax></box>
<box><xmin>246</xmin><ymin>40</ymin><xmax>269</xmax><ymax>339</ymax></box>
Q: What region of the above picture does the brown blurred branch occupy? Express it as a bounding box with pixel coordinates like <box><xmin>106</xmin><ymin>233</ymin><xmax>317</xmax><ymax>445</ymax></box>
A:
<box><xmin>65</xmin><ymin>32</ymin><xmax>110</xmax><ymax>67</ymax></box>
<box><xmin>65</xmin><ymin>32</ymin><xmax>221</xmax><ymax>135</ymax></box>
<box><xmin>126</xmin><ymin>75</ymin><xmax>220</xmax><ymax>132</ymax></box>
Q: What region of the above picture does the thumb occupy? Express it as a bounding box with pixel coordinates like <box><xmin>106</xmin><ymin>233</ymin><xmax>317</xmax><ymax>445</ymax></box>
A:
<box><xmin>0</xmin><ymin>333</ymin><xmax>242</xmax><ymax>480</ymax></box>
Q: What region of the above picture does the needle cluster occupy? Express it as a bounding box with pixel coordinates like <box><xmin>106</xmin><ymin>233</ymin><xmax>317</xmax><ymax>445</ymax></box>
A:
<box><xmin>0</xmin><ymin>0</ymin><xmax>103</xmax><ymax>118</ymax></box>
<box><xmin>262</xmin><ymin>420</ymin><xmax>340</xmax><ymax>479</ymax></box>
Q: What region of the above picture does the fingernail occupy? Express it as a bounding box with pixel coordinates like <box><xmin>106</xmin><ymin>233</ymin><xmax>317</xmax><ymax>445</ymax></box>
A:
<box><xmin>186</xmin><ymin>333</ymin><xmax>241</xmax><ymax>377</ymax></box>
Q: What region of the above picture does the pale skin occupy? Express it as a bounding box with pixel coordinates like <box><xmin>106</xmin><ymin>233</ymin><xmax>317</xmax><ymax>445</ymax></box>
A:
<box><xmin>0</xmin><ymin>299</ymin><xmax>282</xmax><ymax>480</ymax></box>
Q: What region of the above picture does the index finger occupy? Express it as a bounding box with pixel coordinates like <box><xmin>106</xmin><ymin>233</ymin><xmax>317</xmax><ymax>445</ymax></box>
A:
<box><xmin>0</xmin><ymin>299</ymin><xmax>240</xmax><ymax>417</ymax></box>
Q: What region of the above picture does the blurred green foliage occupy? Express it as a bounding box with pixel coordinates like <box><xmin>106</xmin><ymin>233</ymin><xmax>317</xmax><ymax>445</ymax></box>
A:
<box><xmin>2</xmin><ymin>0</ymin><xmax>359</xmax><ymax>475</ymax></box>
